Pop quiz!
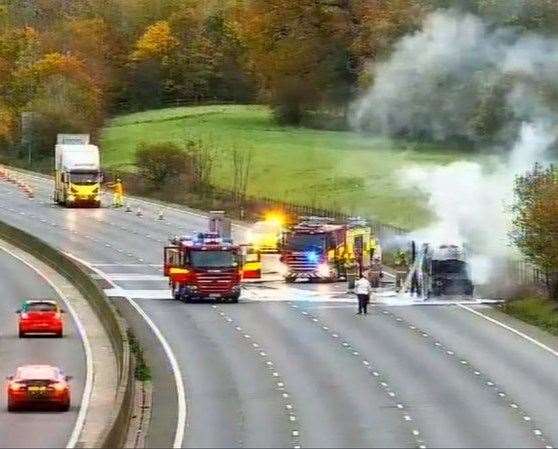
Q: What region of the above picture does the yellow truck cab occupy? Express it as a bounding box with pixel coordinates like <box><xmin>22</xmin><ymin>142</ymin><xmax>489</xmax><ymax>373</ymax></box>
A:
<box><xmin>54</xmin><ymin>134</ymin><xmax>102</xmax><ymax>208</ymax></box>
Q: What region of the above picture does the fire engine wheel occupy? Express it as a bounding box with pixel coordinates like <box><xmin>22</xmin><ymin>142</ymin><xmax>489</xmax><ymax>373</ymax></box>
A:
<box><xmin>7</xmin><ymin>402</ymin><xmax>19</xmax><ymax>412</ymax></box>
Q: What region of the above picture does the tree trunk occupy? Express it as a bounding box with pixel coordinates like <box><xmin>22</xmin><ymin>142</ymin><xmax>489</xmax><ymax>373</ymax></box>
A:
<box><xmin>550</xmin><ymin>272</ymin><xmax>558</xmax><ymax>301</ymax></box>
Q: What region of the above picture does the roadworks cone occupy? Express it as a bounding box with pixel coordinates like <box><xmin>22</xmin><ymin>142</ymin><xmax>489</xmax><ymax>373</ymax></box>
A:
<box><xmin>125</xmin><ymin>204</ymin><xmax>132</xmax><ymax>212</ymax></box>
<box><xmin>158</xmin><ymin>210</ymin><xmax>164</xmax><ymax>220</ymax></box>
<box><xmin>136</xmin><ymin>207</ymin><xmax>143</xmax><ymax>217</ymax></box>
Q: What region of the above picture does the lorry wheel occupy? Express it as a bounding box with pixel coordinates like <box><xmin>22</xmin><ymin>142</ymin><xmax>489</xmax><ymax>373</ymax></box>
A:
<box><xmin>230</xmin><ymin>293</ymin><xmax>240</xmax><ymax>304</ymax></box>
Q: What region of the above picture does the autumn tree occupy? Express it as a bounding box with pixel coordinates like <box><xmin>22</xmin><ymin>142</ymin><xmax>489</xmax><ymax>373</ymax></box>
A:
<box><xmin>13</xmin><ymin>52</ymin><xmax>103</xmax><ymax>155</ymax></box>
<box><xmin>511</xmin><ymin>164</ymin><xmax>558</xmax><ymax>299</ymax></box>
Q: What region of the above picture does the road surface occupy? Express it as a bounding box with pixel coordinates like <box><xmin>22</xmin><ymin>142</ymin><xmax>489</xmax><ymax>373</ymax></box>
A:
<box><xmin>0</xmin><ymin>243</ymin><xmax>86</xmax><ymax>448</ymax></box>
<box><xmin>0</xmin><ymin>173</ymin><xmax>557</xmax><ymax>448</ymax></box>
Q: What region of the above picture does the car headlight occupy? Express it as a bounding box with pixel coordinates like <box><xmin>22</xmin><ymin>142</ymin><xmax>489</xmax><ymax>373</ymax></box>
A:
<box><xmin>317</xmin><ymin>263</ymin><xmax>330</xmax><ymax>277</ymax></box>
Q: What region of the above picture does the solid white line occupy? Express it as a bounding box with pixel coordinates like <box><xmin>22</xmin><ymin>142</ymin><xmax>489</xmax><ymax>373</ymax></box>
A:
<box><xmin>66</xmin><ymin>253</ymin><xmax>186</xmax><ymax>449</ymax></box>
<box><xmin>0</xmin><ymin>243</ymin><xmax>93</xmax><ymax>449</ymax></box>
<box><xmin>457</xmin><ymin>304</ymin><xmax>558</xmax><ymax>358</ymax></box>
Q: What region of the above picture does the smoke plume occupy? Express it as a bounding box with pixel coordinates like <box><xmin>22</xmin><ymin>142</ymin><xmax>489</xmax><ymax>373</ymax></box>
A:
<box><xmin>354</xmin><ymin>10</ymin><xmax>558</xmax><ymax>286</ymax></box>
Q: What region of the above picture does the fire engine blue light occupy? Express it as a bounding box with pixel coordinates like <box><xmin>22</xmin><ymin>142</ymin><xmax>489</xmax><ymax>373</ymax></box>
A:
<box><xmin>306</xmin><ymin>251</ymin><xmax>319</xmax><ymax>263</ymax></box>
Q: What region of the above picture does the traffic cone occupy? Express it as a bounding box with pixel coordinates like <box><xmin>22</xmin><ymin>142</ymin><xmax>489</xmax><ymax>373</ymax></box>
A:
<box><xmin>125</xmin><ymin>204</ymin><xmax>132</xmax><ymax>212</ymax></box>
<box><xmin>136</xmin><ymin>207</ymin><xmax>143</xmax><ymax>217</ymax></box>
<box><xmin>158</xmin><ymin>210</ymin><xmax>164</xmax><ymax>220</ymax></box>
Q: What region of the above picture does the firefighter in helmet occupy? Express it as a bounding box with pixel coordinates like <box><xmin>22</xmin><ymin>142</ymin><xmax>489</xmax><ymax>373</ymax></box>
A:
<box><xmin>394</xmin><ymin>248</ymin><xmax>409</xmax><ymax>292</ymax></box>
<box><xmin>108</xmin><ymin>177</ymin><xmax>124</xmax><ymax>208</ymax></box>
<box><xmin>345</xmin><ymin>255</ymin><xmax>359</xmax><ymax>293</ymax></box>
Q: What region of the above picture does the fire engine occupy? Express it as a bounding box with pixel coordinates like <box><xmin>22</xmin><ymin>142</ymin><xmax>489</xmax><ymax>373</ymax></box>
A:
<box><xmin>280</xmin><ymin>217</ymin><xmax>375</xmax><ymax>282</ymax></box>
<box><xmin>164</xmin><ymin>233</ymin><xmax>243</xmax><ymax>302</ymax></box>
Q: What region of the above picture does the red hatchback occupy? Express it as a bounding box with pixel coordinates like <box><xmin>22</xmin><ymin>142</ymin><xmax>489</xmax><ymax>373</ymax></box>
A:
<box><xmin>17</xmin><ymin>300</ymin><xmax>64</xmax><ymax>338</ymax></box>
<box><xmin>7</xmin><ymin>365</ymin><xmax>72</xmax><ymax>412</ymax></box>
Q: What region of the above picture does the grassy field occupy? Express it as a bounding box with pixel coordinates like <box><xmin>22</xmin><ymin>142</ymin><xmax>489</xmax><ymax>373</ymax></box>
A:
<box><xmin>101</xmin><ymin>105</ymin><xmax>471</xmax><ymax>229</ymax></box>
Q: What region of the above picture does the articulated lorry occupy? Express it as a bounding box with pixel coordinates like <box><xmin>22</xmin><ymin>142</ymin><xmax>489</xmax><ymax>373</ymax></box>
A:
<box><xmin>54</xmin><ymin>134</ymin><xmax>102</xmax><ymax>208</ymax></box>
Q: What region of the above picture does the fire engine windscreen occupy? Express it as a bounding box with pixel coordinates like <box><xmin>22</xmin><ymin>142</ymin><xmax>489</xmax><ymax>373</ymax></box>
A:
<box><xmin>190</xmin><ymin>250</ymin><xmax>239</xmax><ymax>268</ymax></box>
<box><xmin>70</xmin><ymin>172</ymin><xmax>100</xmax><ymax>185</ymax></box>
<box><xmin>285</xmin><ymin>234</ymin><xmax>325</xmax><ymax>252</ymax></box>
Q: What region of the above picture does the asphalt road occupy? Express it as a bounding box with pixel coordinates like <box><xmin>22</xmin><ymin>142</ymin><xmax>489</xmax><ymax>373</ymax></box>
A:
<box><xmin>0</xmin><ymin>243</ymin><xmax>86</xmax><ymax>448</ymax></box>
<box><xmin>1</xmin><ymin>173</ymin><xmax>557</xmax><ymax>448</ymax></box>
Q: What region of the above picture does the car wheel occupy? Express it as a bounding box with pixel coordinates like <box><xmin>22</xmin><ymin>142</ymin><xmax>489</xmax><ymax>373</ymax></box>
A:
<box><xmin>18</xmin><ymin>330</ymin><xmax>26</xmax><ymax>338</ymax></box>
<box><xmin>285</xmin><ymin>276</ymin><xmax>295</xmax><ymax>283</ymax></box>
<box><xmin>7</xmin><ymin>402</ymin><xmax>18</xmax><ymax>412</ymax></box>
<box><xmin>59</xmin><ymin>401</ymin><xmax>70</xmax><ymax>412</ymax></box>
<box><xmin>55</xmin><ymin>331</ymin><xmax>63</xmax><ymax>338</ymax></box>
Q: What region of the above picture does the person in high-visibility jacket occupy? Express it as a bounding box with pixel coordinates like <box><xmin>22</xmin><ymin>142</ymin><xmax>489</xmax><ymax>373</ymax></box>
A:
<box><xmin>108</xmin><ymin>178</ymin><xmax>124</xmax><ymax>207</ymax></box>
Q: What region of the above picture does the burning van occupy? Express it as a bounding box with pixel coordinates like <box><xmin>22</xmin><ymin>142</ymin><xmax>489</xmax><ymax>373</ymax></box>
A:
<box><xmin>417</xmin><ymin>243</ymin><xmax>475</xmax><ymax>298</ymax></box>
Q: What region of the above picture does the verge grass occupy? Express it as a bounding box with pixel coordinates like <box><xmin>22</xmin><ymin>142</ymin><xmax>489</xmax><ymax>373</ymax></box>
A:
<box><xmin>502</xmin><ymin>296</ymin><xmax>558</xmax><ymax>336</ymax></box>
<box><xmin>101</xmin><ymin>105</ymin><xmax>472</xmax><ymax>229</ymax></box>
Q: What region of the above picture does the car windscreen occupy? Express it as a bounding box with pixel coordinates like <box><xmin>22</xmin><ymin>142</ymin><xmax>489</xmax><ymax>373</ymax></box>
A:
<box><xmin>285</xmin><ymin>234</ymin><xmax>326</xmax><ymax>251</ymax></box>
<box><xmin>70</xmin><ymin>172</ymin><xmax>99</xmax><ymax>185</ymax></box>
<box><xmin>190</xmin><ymin>250</ymin><xmax>238</xmax><ymax>268</ymax></box>
<box><xmin>25</xmin><ymin>302</ymin><xmax>57</xmax><ymax>312</ymax></box>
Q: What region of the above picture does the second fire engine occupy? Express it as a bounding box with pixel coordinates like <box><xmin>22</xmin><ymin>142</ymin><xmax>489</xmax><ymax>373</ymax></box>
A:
<box><xmin>280</xmin><ymin>217</ymin><xmax>377</xmax><ymax>283</ymax></box>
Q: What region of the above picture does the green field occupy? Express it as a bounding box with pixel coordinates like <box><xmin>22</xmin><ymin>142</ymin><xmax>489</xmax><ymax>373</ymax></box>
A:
<box><xmin>101</xmin><ymin>105</ymin><xmax>470</xmax><ymax>229</ymax></box>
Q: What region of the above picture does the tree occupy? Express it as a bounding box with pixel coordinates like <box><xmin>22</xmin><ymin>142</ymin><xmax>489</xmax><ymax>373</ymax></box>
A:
<box><xmin>234</xmin><ymin>0</ymin><xmax>349</xmax><ymax>124</ymax></box>
<box><xmin>511</xmin><ymin>164</ymin><xmax>558</xmax><ymax>299</ymax></box>
<box><xmin>231</xmin><ymin>146</ymin><xmax>253</xmax><ymax>210</ymax></box>
<box><xmin>184</xmin><ymin>137</ymin><xmax>214</xmax><ymax>192</ymax></box>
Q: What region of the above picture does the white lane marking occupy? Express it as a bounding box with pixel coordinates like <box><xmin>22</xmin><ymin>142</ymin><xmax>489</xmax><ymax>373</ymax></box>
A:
<box><xmin>103</xmin><ymin>274</ymin><xmax>167</xmax><ymax>281</ymax></box>
<box><xmin>0</xmin><ymin>244</ymin><xmax>93</xmax><ymax>449</ymax></box>
<box><xmin>458</xmin><ymin>304</ymin><xmax>558</xmax><ymax>358</ymax></box>
<box><xmin>66</xmin><ymin>254</ymin><xmax>186</xmax><ymax>449</ymax></box>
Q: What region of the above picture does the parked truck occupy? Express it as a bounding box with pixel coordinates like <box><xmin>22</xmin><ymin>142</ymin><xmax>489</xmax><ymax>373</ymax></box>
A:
<box><xmin>54</xmin><ymin>134</ymin><xmax>102</xmax><ymax>208</ymax></box>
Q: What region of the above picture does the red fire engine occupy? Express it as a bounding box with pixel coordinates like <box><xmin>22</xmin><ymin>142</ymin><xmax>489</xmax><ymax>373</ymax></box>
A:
<box><xmin>280</xmin><ymin>217</ymin><xmax>374</xmax><ymax>283</ymax></box>
<box><xmin>164</xmin><ymin>233</ymin><xmax>243</xmax><ymax>302</ymax></box>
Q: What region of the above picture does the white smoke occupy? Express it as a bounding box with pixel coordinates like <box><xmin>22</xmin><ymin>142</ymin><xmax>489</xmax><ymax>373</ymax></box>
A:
<box><xmin>353</xmin><ymin>10</ymin><xmax>558</xmax><ymax>147</ymax></box>
<box><xmin>401</xmin><ymin>122</ymin><xmax>554</xmax><ymax>284</ymax></box>
<box><xmin>353</xmin><ymin>10</ymin><xmax>558</xmax><ymax>285</ymax></box>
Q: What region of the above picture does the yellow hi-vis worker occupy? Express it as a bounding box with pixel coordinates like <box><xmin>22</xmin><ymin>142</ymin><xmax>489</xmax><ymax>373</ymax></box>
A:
<box><xmin>109</xmin><ymin>178</ymin><xmax>124</xmax><ymax>207</ymax></box>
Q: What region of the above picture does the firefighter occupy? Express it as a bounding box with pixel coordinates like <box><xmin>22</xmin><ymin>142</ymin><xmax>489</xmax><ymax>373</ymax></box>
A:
<box><xmin>394</xmin><ymin>248</ymin><xmax>409</xmax><ymax>292</ymax></box>
<box><xmin>108</xmin><ymin>177</ymin><xmax>124</xmax><ymax>208</ymax></box>
<box><xmin>355</xmin><ymin>273</ymin><xmax>372</xmax><ymax>315</ymax></box>
<box><xmin>345</xmin><ymin>256</ymin><xmax>359</xmax><ymax>293</ymax></box>
<box><xmin>368</xmin><ymin>256</ymin><xmax>382</xmax><ymax>288</ymax></box>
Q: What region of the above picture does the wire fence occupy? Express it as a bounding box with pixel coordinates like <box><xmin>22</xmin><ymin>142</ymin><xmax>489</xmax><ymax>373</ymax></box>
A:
<box><xmin>509</xmin><ymin>259</ymin><xmax>550</xmax><ymax>288</ymax></box>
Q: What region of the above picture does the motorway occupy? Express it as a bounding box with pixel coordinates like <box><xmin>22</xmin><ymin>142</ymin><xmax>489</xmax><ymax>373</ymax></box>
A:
<box><xmin>0</xmin><ymin>242</ymin><xmax>86</xmax><ymax>448</ymax></box>
<box><xmin>1</xmin><ymin>173</ymin><xmax>558</xmax><ymax>448</ymax></box>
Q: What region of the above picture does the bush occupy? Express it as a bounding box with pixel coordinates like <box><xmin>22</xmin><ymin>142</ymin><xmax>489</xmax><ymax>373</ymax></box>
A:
<box><xmin>135</xmin><ymin>141</ymin><xmax>188</xmax><ymax>186</ymax></box>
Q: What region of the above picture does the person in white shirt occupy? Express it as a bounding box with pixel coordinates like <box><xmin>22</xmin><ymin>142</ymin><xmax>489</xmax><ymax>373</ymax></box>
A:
<box><xmin>354</xmin><ymin>274</ymin><xmax>372</xmax><ymax>315</ymax></box>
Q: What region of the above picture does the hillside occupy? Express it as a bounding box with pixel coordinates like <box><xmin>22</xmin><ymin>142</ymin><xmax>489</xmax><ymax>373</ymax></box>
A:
<box><xmin>101</xmin><ymin>105</ymin><xmax>469</xmax><ymax>229</ymax></box>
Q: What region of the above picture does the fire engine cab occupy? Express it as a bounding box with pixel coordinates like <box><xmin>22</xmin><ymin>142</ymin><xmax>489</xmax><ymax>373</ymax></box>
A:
<box><xmin>281</xmin><ymin>217</ymin><xmax>375</xmax><ymax>283</ymax></box>
<box><xmin>164</xmin><ymin>233</ymin><xmax>243</xmax><ymax>302</ymax></box>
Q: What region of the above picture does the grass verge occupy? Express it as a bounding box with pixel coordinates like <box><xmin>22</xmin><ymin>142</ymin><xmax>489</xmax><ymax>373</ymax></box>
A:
<box><xmin>501</xmin><ymin>296</ymin><xmax>558</xmax><ymax>336</ymax></box>
<box><xmin>127</xmin><ymin>330</ymin><xmax>152</xmax><ymax>382</ymax></box>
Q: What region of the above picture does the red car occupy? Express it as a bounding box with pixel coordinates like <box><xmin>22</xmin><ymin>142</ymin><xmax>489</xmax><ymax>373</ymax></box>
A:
<box><xmin>17</xmin><ymin>300</ymin><xmax>64</xmax><ymax>338</ymax></box>
<box><xmin>7</xmin><ymin>365</ymin><xmax>72</xmax><ymax>412</ymax></box>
